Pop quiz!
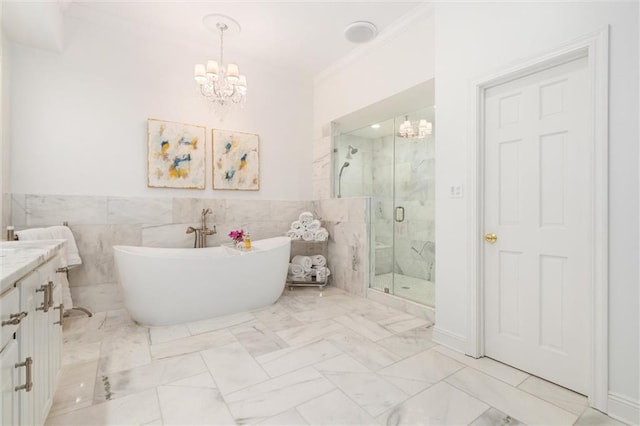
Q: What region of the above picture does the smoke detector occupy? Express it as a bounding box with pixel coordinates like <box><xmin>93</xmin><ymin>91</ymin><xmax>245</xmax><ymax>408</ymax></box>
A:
<box><xmin>344</xmin><ymin>21</ymin><xmax>377</xmax><ymax>43</ymax></box>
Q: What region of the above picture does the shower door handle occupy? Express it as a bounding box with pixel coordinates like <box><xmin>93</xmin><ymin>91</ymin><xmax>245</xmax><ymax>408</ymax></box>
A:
<box><xmin>395</xmin><ymin>206</ymin><xmax>405</xmax><ymax>222</ymax></box>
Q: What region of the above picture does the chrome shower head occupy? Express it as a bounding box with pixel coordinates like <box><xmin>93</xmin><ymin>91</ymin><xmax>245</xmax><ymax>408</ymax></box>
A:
<box><xmin>346</xmin><ymin>145</ymin><xmax>359</xmax><ymax>159</ymax></box>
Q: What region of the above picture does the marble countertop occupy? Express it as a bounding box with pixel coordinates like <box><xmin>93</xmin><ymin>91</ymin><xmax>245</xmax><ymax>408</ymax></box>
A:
<box><xmin>0</xmin><ymin>240</ymin><xmax>65</xmax><ymax>293</ymax></box>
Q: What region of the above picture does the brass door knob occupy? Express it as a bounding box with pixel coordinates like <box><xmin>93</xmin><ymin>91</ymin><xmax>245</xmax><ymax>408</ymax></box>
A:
<box><xmin>484</xmin><ymin>233</ymin><xmax>497</xmax><ymax>243</ymax></box>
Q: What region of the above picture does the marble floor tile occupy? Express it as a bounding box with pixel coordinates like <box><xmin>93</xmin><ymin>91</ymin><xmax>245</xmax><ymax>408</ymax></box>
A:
<box><xmin>45</xmin><ymin>389</ymin><xmax>160</xmax><ymax>426</ymax></box>
<box><xmin>433</xmin><ymin>345</ymin><xmax>529</xmax><ymax>387</ymax></box>
<box><xmin>256</xmin><ymin>339</ymin><xmax>343</xmax><ymax>377</ymax></box>
<box><xmin>291</xmin><ymin>305</ymin><xmax>349</xmax><ymax>323</ymax></box>
<box><xmin>276</xmin><ymin>319</ymin><xmax>345</xmax><ymax>346</ymax></box>
<box><xmin>150</xmin><ymin>328</ymin><xmax>236</xmax><ymax>360</ymax></box>
<box><xmin>377</xmin><ymin>382</ymin><xmax>489</xmax><ymax>426</ymax></box>
<box><xmin>252</xmin><ymin>304</ymin><xmax>304</xmax><ymax>332</ymax></box>
<box><xmin>148</xmin><ymin>324</ymin><xmax>191</xmax><ymax>345</ymax></box>
<box><xmin>446</xmin><ymin>367</ymin><xmax>578</xmax><ymax>425</ymax></box>
<box><xmin>94</xmin><ymin>353</ymin><xmax>208</xmax><ymax>402</ymax></box>
<box><xmin>157</xmin><ymin>384</ymin><xmax>235</xmax><ymax>425</ymax></box>
<box><xmin>313</xmin><ymin>353</ymin><xmax>371</xmax><ymax>374</ymax></box>
<box><xmin>230</xmin><ymin>320</ymin><xmax>290</xmax><ymax>357</ymax></box>
<box><xmin>256</xmin><ymin>408</ymin><xmax>309</xmax><ymax>425</ymax></box>
<box><xmin>277</xmin><ymin>294</ymin><xmax>334</xmax><ymax>314</ymax></box>
<box><xmin>225</xmin><ymin>367</ymin><xmax>335</xmax><ymax>422</ymax></box>
<box><xmin>200</xmin><ymin>341</ymin><xmax>270</xmax><ymax>395</ymax></box>
<box><xmin>380</xmin><ymin>316</ymin><xmax>430</xmax><ymax>334</ymax></box>
<box><xmin>574</xmin><ymin>407</ymin><xmax>629</xmax><ymax>425</ymax></box>
<box><xmin>49</xmin><ymin>360</ymin><xmax>98</xmax><ymax>417</ymax></box>
<box><xmin>375</xmin><ymin>325</ymin><xmax>436</xmax><ymax>357</ymax></box>
<box><xmin>62</xmin><ymin>340</ymin><xmax>102</xmax><ymax>366</ymax></box>
<box><xmin>323</xmin><ymin>371</ymin><xmax>409</xmax><ymax>416</ymax></box>
<box><xmin>518</xmin><ymin>375</ymin><xmax>589</xmax><ymax>416</ymax></box>
<box><xmin>186</xmin><ymin>311</ymin><xmax>255</xmax><ymax>335</ymax></box>
<box><xmin>63</xmin><ymin>311</ymin><xmax>108</xmax><ymax>336</ymax></box>
<box><xmin>103</xmin><ymin>309</ymin><xmax>136</xmax><ymax>330</ymax></box>
<box><xmin>325</xmin><ymin>331</ymin><xmax>401</xmax><ymax>371</ymax></box>
<box><xmin>296</xmin><ymin>389</ymin><xmax>380</xmax><ymax>425</ymax></box>
<box><xmin>470</xmin><ymin>407</ymin><xmax>525</xmax><ymax>426</ymax></box>
<box><xmin>334</xmin><ymin>313</ymin><xmax>394</xmax><ymax>341</ymax></box>
<box><xmin>97</xmin><ymin>325</ymin><xmax>151</xmax><ymax>375</ymax></box>
<box><xmin>378</xmin><ymin>348</ymin><xmax>465</xmax><ymax>395</ymax></box>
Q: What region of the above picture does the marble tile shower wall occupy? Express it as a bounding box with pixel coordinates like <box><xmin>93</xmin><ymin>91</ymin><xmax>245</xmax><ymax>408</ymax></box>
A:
<box><xmin>11</xmin><ymin>194</ymin><xmax>313</xmax><ymax>312</ymax></box>
<box><xmin>337</xmin><ymin>134</ymin><xmax>374</xmax><ymax>198</ymax></box>
<box><xmin>311</xmin><ymin>197</ymin><xmax>369</xmax><ymax>297</ymax></box>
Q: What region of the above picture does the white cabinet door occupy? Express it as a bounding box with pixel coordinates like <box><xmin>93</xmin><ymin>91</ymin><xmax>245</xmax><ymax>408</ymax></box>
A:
<box><xmin>1</xmin><ymin>340</ymin><xmax>20</xmax><ymax>426</ymax></box>
<box><xmin>18</xmin><ymin>270</ymin><xmax>39</xmax><ymax>426</ymax></box>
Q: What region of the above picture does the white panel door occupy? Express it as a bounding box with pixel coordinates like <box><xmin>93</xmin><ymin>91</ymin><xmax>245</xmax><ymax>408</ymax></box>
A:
<box><xmin>484</xmin><ymin>55</ymin><xmax>591</xmax><ymax>394</ymax></box>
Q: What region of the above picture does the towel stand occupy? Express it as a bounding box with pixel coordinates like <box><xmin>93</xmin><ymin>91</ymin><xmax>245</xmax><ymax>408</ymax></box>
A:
<box><xmin>15</xmin><ymin>222</ymin><xmax>93</xmax><ymax>318</ymax></box>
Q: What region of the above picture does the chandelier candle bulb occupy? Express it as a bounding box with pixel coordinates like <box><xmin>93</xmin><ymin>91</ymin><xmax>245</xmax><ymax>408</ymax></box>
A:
<box><xmin>194</xmin><ymin>64</ymin><xmax>206</xmax><ymax>82</ymax></box>
<box><xmin>237</xmin><ymin>75</ymin><xmax>247</xmax><ymax>93</ymax></box>
<box><xmin>226</xmin><ymin>63</ymin><xmax>240</xmax><ymax>81</ymax></box>
<box><xmin>206</xmin><ymin>60</ymin><xmax>219</xmax><ymax>77</ymax></box>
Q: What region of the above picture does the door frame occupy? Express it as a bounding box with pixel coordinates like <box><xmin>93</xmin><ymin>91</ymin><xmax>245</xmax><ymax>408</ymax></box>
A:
<box><xmin>466</xmin><ymin>28</ymin><xmax>609</xmax><ymax>410</ymax></box>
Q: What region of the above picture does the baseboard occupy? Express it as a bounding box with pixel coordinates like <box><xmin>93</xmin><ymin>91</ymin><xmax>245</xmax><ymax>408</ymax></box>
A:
<box><xmin>608</xmin><ymin>392</ymin><xmax>640</xmax><ymax>425</ymax></box>
<box><xmin>432</xmin><ymin>326</ymin><xmax>466</xmax><ymax>353</ymax></box>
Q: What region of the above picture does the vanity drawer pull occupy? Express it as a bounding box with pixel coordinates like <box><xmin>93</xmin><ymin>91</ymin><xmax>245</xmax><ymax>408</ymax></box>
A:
<box><xmin>2</xmin><ymin>311</ymin><xmax>27</xmax><ymax>326</ymax></box>
<box><xmin>14</xmin><ymin>357</ymin><xmax>33</xmax><ymax>392</ymax></box>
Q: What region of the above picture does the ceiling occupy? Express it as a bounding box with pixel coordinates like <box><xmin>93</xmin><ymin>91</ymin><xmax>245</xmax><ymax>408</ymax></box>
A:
<box><xmin>4</xmin><ymin>1</ymin><xmax>428</xmax><ymax>78</ymax></box>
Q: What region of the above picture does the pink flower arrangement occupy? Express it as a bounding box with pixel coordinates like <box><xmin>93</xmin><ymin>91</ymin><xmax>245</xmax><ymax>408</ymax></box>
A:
<box><xmin>228</xmin><ymin>229</ymin><xmax>245</xmax><ymax>243</ymax></box>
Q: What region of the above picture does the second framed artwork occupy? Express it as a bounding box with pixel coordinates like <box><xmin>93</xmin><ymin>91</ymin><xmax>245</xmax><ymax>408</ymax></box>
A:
<box><xmin>212</xmin><ymin>129</ymin><xmax>260</xmax><ymax>191</ymax></box>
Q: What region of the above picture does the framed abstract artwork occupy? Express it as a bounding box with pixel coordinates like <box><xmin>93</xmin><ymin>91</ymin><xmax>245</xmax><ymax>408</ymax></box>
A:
<box><xmin>147</xmin><ymin>119</ymin><xmax>206</xmax><ymax>189</ymax></box>
<box><xmin>212</xmin><ymin>129</ymin><xmax>260</xmax><ymax>191</ymax></box>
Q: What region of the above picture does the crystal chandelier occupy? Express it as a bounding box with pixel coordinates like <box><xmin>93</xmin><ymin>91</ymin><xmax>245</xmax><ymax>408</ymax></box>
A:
<box><xmin>194</xmin><ymin>15</ymin><xmax>247</xmax><ymax>107</ymax></box>
<box><xmin>398</xmin><ymin>116</ymin><xmax>432</xmax><ymax>139</ymax></box>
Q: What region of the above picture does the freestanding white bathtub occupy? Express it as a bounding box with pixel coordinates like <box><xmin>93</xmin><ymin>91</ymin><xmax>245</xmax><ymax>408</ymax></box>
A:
<box><xmin>113</xmin><ymin>236</ymin><xmax>291</xmax><ymax>326</ymax></box>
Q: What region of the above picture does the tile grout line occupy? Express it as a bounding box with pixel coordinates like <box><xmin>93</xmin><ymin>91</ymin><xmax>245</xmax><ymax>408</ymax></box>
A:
<box><xmin>444</xmin><ymin>366</ymin><xmax>580</xmax><ymax>424</ymax></box>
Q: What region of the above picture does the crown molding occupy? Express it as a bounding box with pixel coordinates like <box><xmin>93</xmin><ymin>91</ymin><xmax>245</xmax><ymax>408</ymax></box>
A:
<box><xmin>313</xmin><ymin>1</ymin><xmax>433</xmax><ymax>86</ymax></box>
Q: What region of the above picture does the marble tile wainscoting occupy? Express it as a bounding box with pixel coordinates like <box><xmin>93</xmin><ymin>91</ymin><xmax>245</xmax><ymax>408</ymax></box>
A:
<box><xmin>10</xmin><ymin>194</ymin><xmax>313</xmax><ymax>312</ymax></box>
<box><xmin>9</xmin><ymin>194</ymin><xmax>372</xmax><ymax>312</ymax></box>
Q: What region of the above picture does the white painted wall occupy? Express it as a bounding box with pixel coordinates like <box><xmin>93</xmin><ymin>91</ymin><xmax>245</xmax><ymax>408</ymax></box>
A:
<box><xmin>1</xmin><ymin>6</ymin><xmax>12</xmax><ymax>231</ymax></box>
<box><xmin>434</xmin><ymin>0</ymin><xmax>639</xmax><ymax>417</ymax></box>
<box><xmin>9</xmin><ymin>11</ymin><xmax>313</xmax><ymax>200</ymax></box>
<box><xmin>313</xmin><ymin>5</ymin><xmax>435</xmax><ymax>133</ymax></box>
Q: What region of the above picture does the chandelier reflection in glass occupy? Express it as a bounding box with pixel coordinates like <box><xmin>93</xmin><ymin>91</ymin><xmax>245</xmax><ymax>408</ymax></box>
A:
<box><xmin>398</xmin><ymin>116</ymin><xmax>432</xmax><ymax>139</ymax></box>
<box><xmin>194</xmin><ymin>16</ymin><xmax>247</xmax><ymax>107</ymax></box>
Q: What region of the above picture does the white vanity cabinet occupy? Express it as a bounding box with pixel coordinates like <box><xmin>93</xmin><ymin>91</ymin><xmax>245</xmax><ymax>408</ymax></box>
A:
<box><xmin>0</xmin><ymin>245</ymin><xmax>64</xmax><ymax>426</ymax></box>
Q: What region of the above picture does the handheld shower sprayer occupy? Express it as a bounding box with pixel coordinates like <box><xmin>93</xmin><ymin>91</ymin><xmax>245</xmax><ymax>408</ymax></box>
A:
<box><xmin>337</xmin><ymin>161</ymin><xmax>350</xmax><ymax>198</ymax></box>
<box><xmin>339</xmin><ymin>161</ymin><xmax>350</xmax><ymax>177</ymax></box>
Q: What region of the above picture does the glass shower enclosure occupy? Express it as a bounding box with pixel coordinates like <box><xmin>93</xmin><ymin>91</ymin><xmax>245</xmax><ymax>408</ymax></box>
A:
<box><xmin>334</xmin><ymin>106</ymin><xmax>435</xmax><ymax>307</ymax></box>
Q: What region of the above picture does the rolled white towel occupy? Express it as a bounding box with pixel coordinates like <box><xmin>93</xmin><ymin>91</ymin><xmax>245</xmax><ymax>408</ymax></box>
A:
<box><xmin>301</xmin><ymin>230</ymin><xmax>315</xmax><ymax>241</ymax></box>
<box><xmin>314</xmin><ymin>227</ymin><xmax>329</xmax><ymax>241</ymax></box>
<box><xmin>311</xmin><ymin>254</ymin><xmax>326</xmax><ymax>267</ymax></box>
<box><xmin>291</xmin><ymin>255</ymin><xmax>312</xmax><ymax>270</ymax></box>
<box><xmin>288</xmin><ymin>263</ymin><xmax>306</xmax><ymax>277</ymax></box>
<box><xmin>298</xmin><ymin>211</ymin><xmax>314</xmax><ymax>227</ymax></box>
<box><xmin>290</xmin><ymin>220</ymin><xmax>303</xmax><ymax>231</ymax></box>
<box><xmin>316</xmin><ymin>267</ymin><xmax>331</xmax><ymax>282</ymax></box>
<box><xmin>307</xmin><ymin>219</ymin><xmax>321</xmax><ymax>231</ymax></box>
<box><xmin>286</xmin><ymin>230</ymin><xmax>302</xmax><ymax>240</ymax></box>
